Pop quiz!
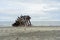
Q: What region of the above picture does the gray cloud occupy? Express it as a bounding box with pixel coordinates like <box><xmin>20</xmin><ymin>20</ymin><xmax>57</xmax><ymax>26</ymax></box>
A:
<box><xmin>0</xmin><ymin>0</ymin><xmax>60</xmax><ymax>21</ymax></box>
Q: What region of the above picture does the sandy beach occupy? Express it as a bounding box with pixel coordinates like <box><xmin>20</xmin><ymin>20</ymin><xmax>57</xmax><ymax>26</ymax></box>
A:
<box><xmin>0</xmin><ymin>26</ymin><xmax>60</xmax><ymax>40</ymax></box>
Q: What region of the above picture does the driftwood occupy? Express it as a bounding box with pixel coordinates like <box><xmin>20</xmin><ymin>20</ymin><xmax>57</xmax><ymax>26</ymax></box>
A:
<box><xmin>12</xmin><ymin>15</ymin><xmax>31</xmax><ymax>27</ymax></box>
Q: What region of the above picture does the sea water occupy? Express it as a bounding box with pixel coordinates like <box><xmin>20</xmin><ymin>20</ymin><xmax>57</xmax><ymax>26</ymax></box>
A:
<box><xmin>0</xmin><ymin>21</ymin><xmax>60</xmax><ymax>27</ymax></box>
<box><xmin>31</xmin><ymin>21</ymin><xmax>60</xmax><ymax>26</ymax></box>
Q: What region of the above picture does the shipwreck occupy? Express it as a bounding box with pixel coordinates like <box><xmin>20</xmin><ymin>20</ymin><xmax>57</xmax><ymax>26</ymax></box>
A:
<box><xmin>12</xmin><ymin>15</ymin><xmax>31</xmax><ymax>27</ymax></box>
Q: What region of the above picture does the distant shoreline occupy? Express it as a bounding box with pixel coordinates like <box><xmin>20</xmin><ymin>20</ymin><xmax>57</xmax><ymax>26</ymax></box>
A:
<box><xmin>0</xmin><ymin>26</ymin><xmax>60</xmax><ymax>28</ymax></box>
<box><xmin>0</xmin><ymin>25</ymin><xmax>60</xmax><ymax>27</ymax></box>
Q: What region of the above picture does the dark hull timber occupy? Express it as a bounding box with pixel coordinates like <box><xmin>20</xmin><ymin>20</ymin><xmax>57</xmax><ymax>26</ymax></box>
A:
<box><xmin>12</xmin><ymin>15</ymin><xmax>31</xmax><ymax>27</ymax></box>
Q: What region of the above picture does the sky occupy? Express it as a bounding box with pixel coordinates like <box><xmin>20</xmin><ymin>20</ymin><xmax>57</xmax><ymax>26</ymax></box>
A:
<box><xmin>0</xmin><ymin>0</ymin><xmax>60</xmax><ymax>22</ymax></box>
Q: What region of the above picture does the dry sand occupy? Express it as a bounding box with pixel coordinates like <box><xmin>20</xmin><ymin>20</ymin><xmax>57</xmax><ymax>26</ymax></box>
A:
<box><xmin>0</xmin><ymin>26</ymin><xmax>60</xmax><ymax>40</ymax></box>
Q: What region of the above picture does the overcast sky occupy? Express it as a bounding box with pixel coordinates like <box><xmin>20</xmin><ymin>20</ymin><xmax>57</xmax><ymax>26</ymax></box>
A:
<box><xmin>0</xmin><ymin>0</ymin><xmax>60</xmax><ymax>22</ymax></box>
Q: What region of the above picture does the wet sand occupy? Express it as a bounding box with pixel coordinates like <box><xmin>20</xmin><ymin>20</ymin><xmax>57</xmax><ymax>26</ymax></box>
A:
<box><xmin>0</xmin><ymin>26</ymin><xmax>60</xmax><ymax>40</ymax></box>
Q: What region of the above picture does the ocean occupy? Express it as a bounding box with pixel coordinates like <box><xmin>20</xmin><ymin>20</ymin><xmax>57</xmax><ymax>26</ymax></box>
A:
<box><xmin>0</xmin><ymin>21</ymin><xmax>60</xmax><ymax>27</ymax></box>
<box><xmin>31</xmin><ymin>21</ymin><xmax>60</xmax><ymax>26</ymax></box>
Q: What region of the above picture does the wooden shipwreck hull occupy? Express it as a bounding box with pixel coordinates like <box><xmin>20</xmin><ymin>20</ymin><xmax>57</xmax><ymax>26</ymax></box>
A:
<box><xmin>12</xmin><ymin>15</ymin><xmax>31</xmax><ymax>27</ymax></box>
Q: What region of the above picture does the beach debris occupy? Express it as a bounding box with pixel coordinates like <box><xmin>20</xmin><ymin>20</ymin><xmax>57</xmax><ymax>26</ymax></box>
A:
<box><xmin>12</xmin><ymin>15</ymin><xmax>31</xmax><ymax>27</ymax></box>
